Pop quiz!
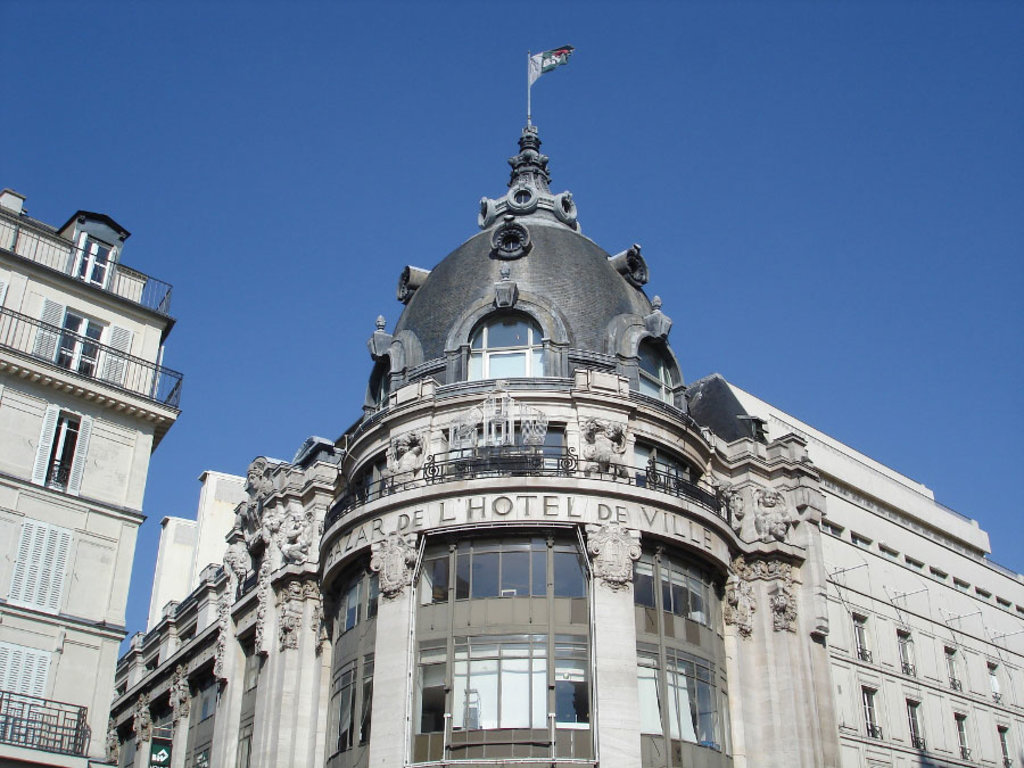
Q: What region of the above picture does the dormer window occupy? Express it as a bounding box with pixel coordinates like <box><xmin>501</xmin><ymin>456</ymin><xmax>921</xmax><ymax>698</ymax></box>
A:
<box><xmin>75</xmin><ymin>234</ymin><xmax>113</xmax><ymax>288</ymax></box>
<box><xmin>637</xmin><ymin>340</ymin><xmax>675</xmax><ymax>403</ymax></box>
<box><xmin>468</xmin><ymin>314</ymin><xmax>544</xmax><ymax>380</ymax></box>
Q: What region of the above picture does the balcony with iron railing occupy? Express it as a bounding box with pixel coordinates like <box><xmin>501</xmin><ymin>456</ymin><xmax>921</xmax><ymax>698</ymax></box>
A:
<box><xmin>326</xmin><ymin>447</ymin><xmax>726</xmax><ymax>532</ymax></box>
<box><xmin>0</xmin><ymin>211</ymin><xmax>173</xmax><ymax>315</ymax></box>
<box><xmin>901</xmin><ymin>662</ymin><xmax>917</xmax><ymax>677</ymax></box>
<box><xmin>0</xmin><ymin>689</ymin><xmax>89</xmax><ymax>757</ymax></box>
<box><xmin>865</xmin><ymin>724</ymin><xmax>883</xmax><ymax>740</ymax></box>
<box><xmin>911</xmin><ymin>736</ymin><xmax>926</xmax><ymax>750</ymax></box>
<box><xmin>0</xmin><ymin>306</ymin><xmax>182</xmax><ymax>407</ymax></box>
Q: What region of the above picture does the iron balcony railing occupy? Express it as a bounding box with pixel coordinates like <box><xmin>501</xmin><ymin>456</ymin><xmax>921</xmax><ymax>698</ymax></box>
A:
<box><xmin>327</xmin><ymin>447</ymin><xmax>725</xmax><ymax>531</ymax></box>
<box><xmin>960</xmin><ymin>746</ymin><xmax>972</xmax><ymax>760</ymax></box>
<box><xmin>0</xmin><ymin>213</ymin><xmax>173</xmax><ymax>315</ymax></box>
<box><xmin>0</xmin><ymin>689</ymin><xmax>89</xmax><ymax>756</ymax></box>
<box><xmin>0</xmin><ymin>307</ymin><xmax>183</xmax><ymax>407</ymax></box>
<box><xmin>949</xmin><ymin>677</ymin><xmax>962</xmax><ymax>692</ymax></box>
<box><xmin>857</xmin><ymin>648</ymin><xmax>873</xmax><ymax>663</ymax></box>
<box><xmin>866</xmin><ymin>724</ymin><xmax>883</xmax><ymax>740</ymax></box>
<box><xmin>901</xmin><ymin>662</ymin><xmax>917</xmax><ymax>677</ymax></box>
<box><xmin>911</xmin><ymin>736</ymin><xmax>926</xmax><ymax>750</ymax></box>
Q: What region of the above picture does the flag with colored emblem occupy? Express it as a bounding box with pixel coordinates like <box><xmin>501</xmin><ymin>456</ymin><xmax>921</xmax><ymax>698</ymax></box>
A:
<box><xmin>528</xmin><ymin>46</ymin><xmax>575</xmax><ymax>86</ymax></box>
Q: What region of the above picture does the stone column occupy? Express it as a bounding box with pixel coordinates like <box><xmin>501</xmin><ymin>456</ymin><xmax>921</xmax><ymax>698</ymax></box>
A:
<box><xmin>366</xmin><ymin>533</ymin><xmax>419</xmax><ymax>768</ymax></box>
<box><xmin>587</xmin><ymin>522</ymin><xmax>642</xmax><ymax>768</ymax></box>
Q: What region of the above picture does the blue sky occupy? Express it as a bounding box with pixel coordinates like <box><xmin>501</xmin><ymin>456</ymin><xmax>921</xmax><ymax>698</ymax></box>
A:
<box><xmin>3</xmin><ymin>1</ymin><xmax>1022</xmax><ymax>642</ymax></box>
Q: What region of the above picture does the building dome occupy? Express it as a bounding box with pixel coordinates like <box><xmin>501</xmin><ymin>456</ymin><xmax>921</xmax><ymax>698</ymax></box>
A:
<box><xmin>370</xmin><ymin>126</ymin><xmax>679</xmax><ymax>409</ymax></box>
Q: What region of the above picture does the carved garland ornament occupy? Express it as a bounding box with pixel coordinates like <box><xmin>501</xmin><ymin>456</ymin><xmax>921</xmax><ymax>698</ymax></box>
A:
<box><xmin>370</xmin><ymin>532</ymin><xmax>419</xmax><ymax>599</ymax></box>
<box><xmin>254</xmin><ymin>557</ymin><xmax>271</xmax><ymax>655</ymax></box>
<box><xmin>213</xmin><ymin>592</ymin><xmax>232</xmax><ymax>680</ymax></box>
<box><xmin>586</xmin><ymin>522</ymin><xmax>641</xmax><ymax>590</ymax></box>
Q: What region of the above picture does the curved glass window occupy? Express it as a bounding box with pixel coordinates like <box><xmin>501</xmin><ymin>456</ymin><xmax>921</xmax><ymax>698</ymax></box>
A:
<box><xmin>468</xmin><ymin>314</ymin><xmax>544</xmax><ymax>380</ymax></box>
<box><xmin>634</xmin><ymin>553</ymin><xmax>714</xmax><ymax>628</ymax></box>
<box><xmin>637</xmin><ymin>341</ymin><xmax>676</xmax><ymax>403</ymax></box>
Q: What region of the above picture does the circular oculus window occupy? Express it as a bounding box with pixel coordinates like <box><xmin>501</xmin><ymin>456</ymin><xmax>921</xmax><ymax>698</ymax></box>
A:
<box><xmin>491</xmin><ymin>221</ymin><xmax>532</xmax><ymax>260</ymax></box>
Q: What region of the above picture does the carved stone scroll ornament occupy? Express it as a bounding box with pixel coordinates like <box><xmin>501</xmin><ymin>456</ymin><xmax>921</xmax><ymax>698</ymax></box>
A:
<box><xmin>278</xmin><ymin>580</ymin><xmax>305</xmax><ymax>651</ymax></box>
<box><xmin>170</xmin><ymin>665</ymin><xmax>191</xmax><ymax>724</ymax></box>
<box><xmin>724</xmin><ymin>557</ymin><xmax>756</xmax><ymax>639</ymax></box>
<box><xmin>132</xmin><ymin>692</ymin><xmax>152</xmax><ymax>744</ymax></box>
<box><xmin>753</xmin><ymin>487</ymin><xmax>793</xmax><ymax>543</ymax></box>
<box><xmin>105</xmin><ymin>719</ymin><xmax>119</xmax><ymax>763</ymax></box>
<box><xmin>370</xmin><ymin>532</ymin><xmax>419</xmax><ymax>599</ymax></box>
<box><xmin>586</xmin><ymin>522</ymin><xmax>641</xmax><ymax>590</ymax></box>
<box><xmin>580</xmin><ymin>417</ymin><xmax>630</xmax><ymax>478</ymax></box>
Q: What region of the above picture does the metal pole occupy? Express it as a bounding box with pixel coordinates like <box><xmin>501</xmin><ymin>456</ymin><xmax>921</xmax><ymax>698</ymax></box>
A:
<box><xmin>527</xmin><ymin>50</ymin><xmax>532</xmax><ymax>127</ymax></box>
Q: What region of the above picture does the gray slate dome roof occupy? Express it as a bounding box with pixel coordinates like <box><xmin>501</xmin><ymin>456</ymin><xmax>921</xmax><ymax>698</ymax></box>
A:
<box><xmin>391</xmin><ymin>127</ymin><xmax>654</xmax><ymax>363</ymax></box>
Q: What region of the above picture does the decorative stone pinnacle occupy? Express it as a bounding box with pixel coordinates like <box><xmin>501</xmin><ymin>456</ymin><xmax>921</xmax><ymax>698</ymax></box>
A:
<box><xmin>652</xmin><ymin>296</ymin><xmax>662</xmax><ymax>311</ymax></box>
<box><xmin>375</xmin><ymin>315</ymin><xmax>386</xmax><ymax>331</ymax></box>
<box><xmin>508</xmin><ymin>125</ymin><xmax>551</xmax><ymax>192</ymax></box>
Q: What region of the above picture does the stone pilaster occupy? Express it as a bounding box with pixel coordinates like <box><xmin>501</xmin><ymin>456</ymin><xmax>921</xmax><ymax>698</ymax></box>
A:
<box><xmin>587</xmin><ymin>522</ymin><xmax>642</xmax><ymax>768</ymax></box>
<box><xmin>367</xmin><ymin>533</ymin><xmax>419</xmax><ymax>768</ymax></box>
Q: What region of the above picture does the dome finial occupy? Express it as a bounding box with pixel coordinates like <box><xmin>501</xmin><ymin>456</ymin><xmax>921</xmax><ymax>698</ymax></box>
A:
<box><xmin>508</xmin><ymin>125</ymin><xmax>551</xmax><ymax>192</ymax></box>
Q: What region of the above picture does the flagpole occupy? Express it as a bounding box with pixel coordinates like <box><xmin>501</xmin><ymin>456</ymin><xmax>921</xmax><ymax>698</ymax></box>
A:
<box><xmin>526</xmin><ymin>50</ymin><xmax>532</xmax><ymax>127</ymax></box>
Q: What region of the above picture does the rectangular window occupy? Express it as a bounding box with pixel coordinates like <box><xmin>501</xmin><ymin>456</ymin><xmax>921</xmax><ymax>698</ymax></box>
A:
<box><xmin>417</xmin><ymin>646</ymin><xmax>447</xmax><ymax>734</ymax></box>
<box><xmin>999</xmin><ymin>726</ymin><xmax>1011</xmax><ymax>764</ymax></box>
<box><xmin>637</xmin><ymin>650</ymin><xmax>662</xmax><ymax>735</ymax></box>
<box><xmin>989</xmin><ymin>662</ymin><xmax>1001</xmax><ymax>702</ymax></box>
<box><xmin>57</xmin><ymin>310</ymin><xmax>104</xmax><ymax>377</ymax></box>
<box><xmin>554</xmin><ymin>637</ymin><xmax>589</xmax><ymax>727</ymax></box>
<box><xmin>945</xmin><ymin>648</ymin><xmax>961</xmax><ymax>690</ymax></box>
<box><xmin>904</xmin><ymin>556</ymin><xmax>924</xmax><ymax>571</ymax></box>
<box><xmin>344</xmin><ymin>579</ymin><xmax>360</xmax><ymax>632</ymax></box>
<box><xmin>665</xmin><ymin>648</ymin><xmax>718</xmax><ymax>748</ymax></box>
<box><xmin>852</xmin><ymin>615</ymin><xmax>871</xmax><ymax>662</ymax></box>
<box><xmin>75</xmin><ymin>235</ymin><xmax>113</xmax><ymax>287</ymax></box>
<box><xmin>0</xmin><ymin>641</ymin><xmax>51</xmax><ymax>697</ymax></box>
<box><xmin>359</xmin><ymin>657</ymin><xmax>373</xmax><ymax>745</ymax></box>
<box><xmin>929</xmin><ymin>566</ymin><xmax>948</xmax><ymax>581</ymax></box>
<box><xmin>879</xmin><ymin>544</ymin><xmax>899</xmax><ymax>560</ymax></box>
<box><xmin>851</xmin><ymin>533</ymin><xmax>872</xmax><ymax>549</ymax></box>
<box><xmin>452</xmin><ymin>635</ymin><xmax>547</xmax><ymax>730</ymax></box>
<box><xmin>32</xmin><ymin>405</ymin><xmax>92</xmax><ymax>496</ymax></box>
<box><xmin>897</xmin><ymin>631</ymin><xmax>915</xmax><ymax>676</ymax></box>
<box><xmin>906</xmin><ymin>700</ymin><xmax>924</xmax><ymax>750</ymax></box>
<box><xmin>198</xmin><ymin>680</ymin><xmax>217</xmax><ymax>721</ymax></box>
<box><xmin>862</xmin><ymin>687</ymin><xmax>881</xmax><ymax>739</ymax></box>
<box><xmin>820</xmin><ymin>520</ymin><xmax>843</xmax><ymax>537</ymax></box>
<box><xmin>634</xmin><ymin>560</ymin><xmax>656</xmax><ymax>608</ymax></box>
<box><xmin>335</xmin><ymin>664</ymin><xmax>356</xmax><ymax>753</ymax></box>
<box><xmin>954</xmin><ymin>578</ymin><xmax>971</xmax><ymax>592</ymax></box>
<box><xmin>955</xmin><ymin>713</ymin><xmax>970</xmax><ymax>760</ymax></box>
<box><xmin>243</xmin><ymin>641</ymin><xmax>261</xmax><ymax>692</ymax></box>
<box><xmin>8</xmin><ymin>519</ymin><xmax>73</xmax><ymax>614</ymax></box>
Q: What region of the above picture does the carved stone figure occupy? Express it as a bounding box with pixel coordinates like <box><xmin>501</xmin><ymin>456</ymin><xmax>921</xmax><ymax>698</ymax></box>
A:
<box><xmin>304</xmin><ymin>580</ymin><xmax>327</xmax><ymax>654</ymax></box>
<box><xmin>754</xmin><ymin>487</ymin><xmax>791</xmax><ymax>543</ymax></box>
<box><xmin>170</xmin><ymin>665</ymin><xmax>191</xmax><ymax>723</ymax></box>
<box><xmin>370</xmin><ymin>532</ymin><xmax>419</xmax><ymax>599</ymax></box>
<box><xmin>724</xmin><ymin>558</ymin><xmax>757</xmax><ymax>639</ymax></box>
<box><xmin>386</xmin><ymin>432</ymin><xmax>426</xmax><ymax>477</ymax></box>
<box><xmin>771</xmin><ymin>575</ymin><xmax>798</xmax><ymax>633</ymax></box>
<box><xmin>580</xmin><ymin>417</ymin><xmax>630</xmax><ymax>478</ymax></box>
<box><xmin>586</xmin><ymin>522</ymin><xmax>641</xmax><ymax>590</ymax></box>
<box><xmin>223</xmin><ymin>539</ymin><xmax>251</xmax><ymax>588</ymax></box>
<box><xmin>713</xmin><ymin>481</ymin><xmax>745</xmax><ymax>533</ymax></box>
<box><xmin>278</xmin><ymin>580</ymin><xmax>305</xmax><ymax>651</ymax></box>
<box><xmin>132</xmin><ymin>692</ymin><xmax>152</xmax><ymax>744</ymax></box>
<box><xmin>105</xmin><ymin>719</ymin><xmax>119</xmax><ymax>763</ymax></box>
<box><xmin>279</xmin><ymin>508</ymin><xmax>314</xmax><ymax>565</ymax></box>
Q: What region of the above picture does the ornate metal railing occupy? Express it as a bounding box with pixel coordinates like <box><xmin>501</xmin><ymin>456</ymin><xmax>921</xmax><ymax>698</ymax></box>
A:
<box><xmin>326</xmin><ymin>448</ymin><xmax>725</xmax><ymax>530</ymax></box>
<box><xmin>911</xmin><ymin>736</ymin><xmax>926</xmax><ymax>751</ymax></box>
<box><xmin>866</xmin><ymin>724</ymin><xmax>883</xmax><ymax>740</ymax></box>
<box><xmin>0</xmin><ymin>307</ymin><xmax>182</xmax><ymax>407</ymax></box>
<box><xmin>0</xmin><ymin>213</ymin><xmax>173</xmax><ymax>315</ymax></box>
<box><xmin>0</xmin><ymin>689</ymin><xmax>89</xmax><ymax>756</ymax></box>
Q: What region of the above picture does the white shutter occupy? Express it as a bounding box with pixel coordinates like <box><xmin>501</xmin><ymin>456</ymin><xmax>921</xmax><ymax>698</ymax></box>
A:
<box><xmin>65</xmin><ymin>415</ymin><xmax>91</xmax><ymax>497</ymax></box>
<box><xmin>0</xmin><ymin>642</ymin><xmax>50</xmax><ymax>696</ymax></box>
<box><xmin>8</xmin><ymin>520</ymin><xmax>73</xmax><ymax>614</ymax></box>
<box><xmin>32</xmin><ymin>298</ymin><xmax>64</xmax><ymax>361</ymax></box>
<box><xmin>99</xmin><ymin>324</ymin><xmax>132</xmax><ymax>385</ymax></box>
<box><xmin>32</xmin><ymin>404</ymin><xmax>60</xmax><ymax>485</ymax></box>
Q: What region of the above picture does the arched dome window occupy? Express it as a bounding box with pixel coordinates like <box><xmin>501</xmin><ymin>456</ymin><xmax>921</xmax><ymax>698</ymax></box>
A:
<box><xmin>468</xmin><ymin>314</ymin><xmax>545</xmax><ymax>380</ymax></box>
<box><xmin>637</xmin><ymin>340</ymin><xmax>676</xmax><ymax>403</ymax></box>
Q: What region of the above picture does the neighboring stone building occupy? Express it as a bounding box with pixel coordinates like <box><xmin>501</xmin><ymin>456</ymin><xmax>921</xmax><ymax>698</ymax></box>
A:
<box><xmin>109</xmin><ymin>129</ymin><xmax>1023</xmax><ymax>768</ymax></box>
<box><xmin>0</xmin><ymin>189</ymin><xmax>182</xmax><ymax>765</ymax></box>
